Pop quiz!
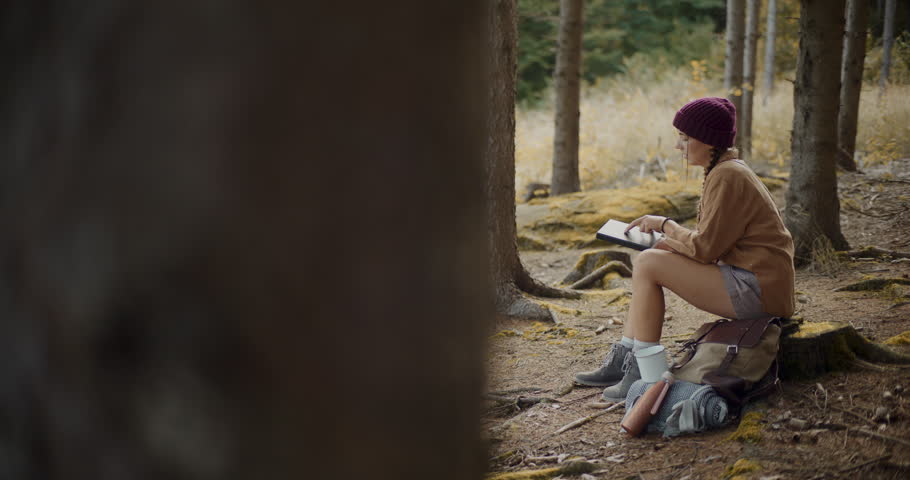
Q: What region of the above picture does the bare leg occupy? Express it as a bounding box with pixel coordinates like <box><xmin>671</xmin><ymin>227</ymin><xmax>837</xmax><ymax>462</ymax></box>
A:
<box><xmin>625</xmin><ymin>249</ymin><xmax>736</xmax><ymax>342</ymax></box>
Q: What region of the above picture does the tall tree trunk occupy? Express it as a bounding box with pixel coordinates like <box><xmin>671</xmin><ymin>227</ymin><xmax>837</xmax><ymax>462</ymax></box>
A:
<box><xmin>551</xmin><ymin>0</ymin><xmax>584</xmax><ymax>196</ymax></box>
<box><xmin>0</xmin><ymin>1</ymin><xmax>488</xmax><ymax>478</ymax></box>
<box><xmin>785</xmin><ymin>0</ymin><xmax>850</xmax><ymax>265</ymax></box>
<box><xmin>741</xmin><ymin>0</ymin><xmax>761</xmax><ymax>162</ymax></box>
<box><xmin>880</xmin><ymin>0</ymin><xmax>897</xmax><ymax>95</ymax></box>
<box><xmin>763</xmin><ymin>0</ymin><xmax>778</xmax><ymax>105</ymax></box>
<box><xmin>487</xmin><ymin>0</ymin><xmax>579</xmax><ymax>322</ymax></box>
<box><xmin>725</xmin><ymin>0</ymin><xmax>746</xmax><ymax>151</ymax></box>
<box><xmin>837</xmin><ymin>0</ymin><xmax>870</xmax><ymax>172</ymax></box>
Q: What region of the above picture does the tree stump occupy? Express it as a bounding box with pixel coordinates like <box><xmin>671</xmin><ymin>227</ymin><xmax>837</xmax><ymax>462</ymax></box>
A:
<box><xmin>780</xmin><ymin>321</ymin><xmax>910</xmax><ymax>379</ymax></box>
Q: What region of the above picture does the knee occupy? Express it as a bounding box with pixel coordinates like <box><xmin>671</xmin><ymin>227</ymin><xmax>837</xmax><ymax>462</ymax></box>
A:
<box><xmin>632</xmin><ymin>249</ymin><xmax>665</xmax><ymax>279</ymax></box>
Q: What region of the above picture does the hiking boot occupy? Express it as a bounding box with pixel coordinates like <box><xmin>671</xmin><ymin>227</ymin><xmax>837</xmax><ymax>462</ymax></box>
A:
<box><xmin>574</xmin><ymin>342</ymin><xmax>631</xmax><ymax>387</ymax></box>
<box><xmin>601</xmin><ymin>351</ymin><xmax>641</xmax><ymax>402</ymax></box>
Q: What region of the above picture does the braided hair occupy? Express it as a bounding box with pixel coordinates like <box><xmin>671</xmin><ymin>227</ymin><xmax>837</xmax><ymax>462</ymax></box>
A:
<box><xmin>704</xmin><ymin>147</ymin><xmax>740</xmax><ymax>177</ymax></box>
<box><xmin>697</xmin><ymin>146</ymin><xmax>738</xmax><ymax>222</ymax></box>
<box><xmin>705</xmin><ymin>147</ymin><xmax>724</xmax><ymax>177</ymax></box>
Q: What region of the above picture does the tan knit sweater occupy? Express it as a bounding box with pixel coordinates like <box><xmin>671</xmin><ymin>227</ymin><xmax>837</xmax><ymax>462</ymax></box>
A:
<box><xmin>662</xmin><ymin>160</ymin><xmax>795</xmax><ymax>318</ymax></box>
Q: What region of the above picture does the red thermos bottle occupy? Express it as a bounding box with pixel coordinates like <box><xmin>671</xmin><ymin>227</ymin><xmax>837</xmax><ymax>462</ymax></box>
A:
<box><xmin>620</xmin><ymin>372</ymin><xmax>675</xmax><ymax>437</ymax></box>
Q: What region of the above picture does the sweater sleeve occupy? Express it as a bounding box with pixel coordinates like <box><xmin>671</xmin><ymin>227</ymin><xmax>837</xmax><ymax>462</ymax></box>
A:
<box><xmin>662</xmin><ymin>169</ymin><xmax>750</xmax><ymax>264</ymax></box>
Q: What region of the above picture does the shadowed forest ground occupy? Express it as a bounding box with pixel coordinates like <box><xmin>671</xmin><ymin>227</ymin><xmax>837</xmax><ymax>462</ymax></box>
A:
<box><xmin>484</xmin><ymin>157</ymin><xmax>910</xmax><ymax>480</ymax></box>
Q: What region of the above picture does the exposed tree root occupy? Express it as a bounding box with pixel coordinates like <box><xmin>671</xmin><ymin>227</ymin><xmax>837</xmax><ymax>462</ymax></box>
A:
<box><xmin>569</xmin><ymin>261</ymin><xmax>633</xmax><ymax>290</ymax></box>
<box><xmin>780</xmin><ymin>321</ymin><xmax>910</xmax><ymax>379</ymax></box>
<box><xmin>486</xmin><ymin>460</ymin><xmax>598</xmax><ymax>480</ymax></box>
<box><xmin>501</xmin><ymin>292</ymin><xmax>556</xmax><ymax>322</ymax></box>
<box><xmin>561</xmin><ymin>250</ymin><xmax>632</xmax><ymax>285</ymax></box>
<box><xmin>516</xmin><ymin>269</ymin><xmax>581</xmax><ymax>299</ymax></box>
<box><xmin>833</xmin><ymin>278</ymin><xmax>910</xmax><ymax>292</ymax></box>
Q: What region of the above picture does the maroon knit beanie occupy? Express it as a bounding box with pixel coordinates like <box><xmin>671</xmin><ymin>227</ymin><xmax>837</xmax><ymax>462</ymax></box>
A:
<box><xmin>672</xmin><ymin>97</ymin><xmax>737</xmax><ymax>150</ymax></box>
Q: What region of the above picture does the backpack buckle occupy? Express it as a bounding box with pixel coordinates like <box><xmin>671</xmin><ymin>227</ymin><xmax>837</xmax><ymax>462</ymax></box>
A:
<box><xmin>726</xmin><ymin>344</ymin><xmax>738</xmax><ymax>354</ymax></box>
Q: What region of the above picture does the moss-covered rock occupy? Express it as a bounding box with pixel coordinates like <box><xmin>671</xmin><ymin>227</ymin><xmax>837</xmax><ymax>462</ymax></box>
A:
<box><xmin>516</xmin><ymin>179</ymin><xmax>701</xmax><ymax>249</ymax></box>
<box><xmin>517</xmin><ymin>233</ymin><xmax>551</xmax><ymax>251</ymax></box>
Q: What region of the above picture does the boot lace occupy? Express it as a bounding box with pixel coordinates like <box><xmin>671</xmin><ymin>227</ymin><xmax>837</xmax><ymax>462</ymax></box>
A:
<box><xmin>620</xmin><ymin>351</ymin><xmax>636</xmax><ymax>373</ymax></box>
<box><xmin>602</xmin><ymin>343</ymin><xmax>626</xmax><ymax>367</ymax></box>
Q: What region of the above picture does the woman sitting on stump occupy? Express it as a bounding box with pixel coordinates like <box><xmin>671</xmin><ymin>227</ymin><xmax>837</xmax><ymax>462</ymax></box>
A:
<box><xmin>575</xmin><ymin>97</ymin><xmax>796</xmax><ymax>402</ymax></box>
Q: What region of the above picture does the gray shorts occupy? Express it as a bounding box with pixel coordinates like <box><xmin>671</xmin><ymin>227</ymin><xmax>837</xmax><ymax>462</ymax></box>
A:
<box><xmin>719</xmin><ymin>264</ymin><xmax>768</xmax><ymax>320</ymax></box>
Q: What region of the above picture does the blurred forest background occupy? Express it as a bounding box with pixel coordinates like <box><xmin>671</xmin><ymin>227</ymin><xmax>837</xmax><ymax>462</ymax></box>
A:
<box><xmin>513</xmin><ymin>0</ymin><xmax>910</xmax><ymax>195</ymax></box>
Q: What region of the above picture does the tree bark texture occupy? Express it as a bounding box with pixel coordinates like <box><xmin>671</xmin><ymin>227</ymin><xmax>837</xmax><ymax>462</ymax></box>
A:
<box><xmin>486</xmin><ymin>0</ymin><xmax>579</xmax><ymax>320</ymax></box>
<box><xmin>741</xmin><ymin>0</ymin><xmax>761</xmax><ymax>162</ymax></box>
<box><xmin>0</xmin><ymin>1</ymin><xmax>488</xmax><ymax>479</ymax></box>
<box><xmin>763</xmin><ymin>0</ymin><xmax>778</xmax><ymax>105</ymax></box>
<box><xmin>725</xmin><ymin>0</ymin><xmax>746</xmax><ymax>150</ymax></box>
<box><xmin>785</xmin><ymin>0</ymin><xmax>850</xmax><ymax>264</ymax></box>
<box><xmin>837</xmin><ymin>0</ymin><xmax>870</xmax><ymax>171</ymax></box>
<box><xmin>551</xmin><ymin>0</ymin><xmax>584</xmax><ymax>196</ymax></box>
<box><xmin>880</xmin><ymin>0</ymin><xmax>897</xmax><ymax>94</ymax></box>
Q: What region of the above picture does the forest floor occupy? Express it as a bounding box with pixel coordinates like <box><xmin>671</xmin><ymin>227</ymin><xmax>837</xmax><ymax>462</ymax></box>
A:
<box><xmin>484</xmin><ymin>158</ymin><xmax>910</xmax><ymax>480</ymax></box>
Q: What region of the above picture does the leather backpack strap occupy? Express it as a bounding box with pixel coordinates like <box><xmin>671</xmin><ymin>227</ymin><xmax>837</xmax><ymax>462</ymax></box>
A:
<box><xmin>672</xmin><ymin>319</ymin><xmax>729</xmax><ymax>371</ymax></box>
<box><xmin>715</xmin><ymin>317</ymin><xmax>764</xmax><ymax>374</ymax></box>
<box><xmin>741</xmin><ymin>360</ymin><xmax>780</xmax><ymax>404</ymax></box>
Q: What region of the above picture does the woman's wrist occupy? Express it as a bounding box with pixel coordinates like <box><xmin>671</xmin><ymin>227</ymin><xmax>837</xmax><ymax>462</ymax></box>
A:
<box><xmin>659</xmin><ymin>217</ymin><xmax>671</xmax><ymax>233</ymax></box>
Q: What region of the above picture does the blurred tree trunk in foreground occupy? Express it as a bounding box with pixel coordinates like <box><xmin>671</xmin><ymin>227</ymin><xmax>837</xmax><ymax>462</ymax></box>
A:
<box><xmin>487</xmin><ymin>0</ymin><xmax>579</xmax><ymax>322</ymax></box>
<box><xmin>785</xmin><ymin>0</ymin><xmax>850</xmax><ymax>265</ymax></box>
<box><xmin>740</xmin><ymin>0</ymin><xmax>761</xmax><ymax>162</ymax></box>
<box><xmin>837</xmin><ymin>0</ymin><xmax>870</xmax><ymax>172</ymax></box>
<box><xmin>0</xmin><ymin>1</ymin><xmax>488</xmax><ymax>479</ymax></box>
<box><xmin>762</xmin><ymin>0</ymin><xmax>778</xmax><ymax>105</ymax></box>
<box><xmin>551</xmin><ymin>0</ymin><xmax>583</xmax><ymax>195</ymax></box>
<box><xmin>880</xmin><ymin>0</ymin><xmax>897</xmax><ymax>95</ymax></box>
<box><xmin>724</xmin><ymin>0</ymin><xmax>745</xmax><ymax>150</ymax></box>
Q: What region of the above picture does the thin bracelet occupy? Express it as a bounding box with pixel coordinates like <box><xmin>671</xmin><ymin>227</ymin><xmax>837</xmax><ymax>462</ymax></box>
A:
<box><xmin>659</xmin><ymin>217</ymin><xmax>670</xmax><ymax>233</ymax></box>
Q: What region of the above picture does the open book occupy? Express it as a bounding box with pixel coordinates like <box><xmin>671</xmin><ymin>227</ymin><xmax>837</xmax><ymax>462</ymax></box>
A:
<box><xmin>595</xmin><ymin>219</ymin><xmax>664</xmax><ymax>251</ymax></box>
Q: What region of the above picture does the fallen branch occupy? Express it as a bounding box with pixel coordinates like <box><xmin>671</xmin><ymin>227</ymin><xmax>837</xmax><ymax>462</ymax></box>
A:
<box><xmin>850</xmin><ymin>427</ymin><xmax>910</xmax><ymax>448</ymax></box>
<box><xmin>554</xmin><ymin>401</ymin><xmax>624</xmax><ymax>435</ymax></box>
<box><xmin>485</xmin><ymin>395</ymin><xmax>557</xmax><ymax>410</ymax></box>
<box><xmin>570</xmin><ymin>261</ymin><xmax>633</xmax><ymax>289</ymax></box>
<box><xmin>488</xmin><ymin>387</ymin><xmax>546</xmax><ymax>395</ymax></box>
<box><xmin>799</xmin><ymin>391</ymin><xmax>877</xmax><ymax>426</ymax></box>
<box><xmin>838</xmin><ymin>454</ymin><xmax>892</xmax><ymax>474</ymax></box>
<box><xmin>486</xmin><ymin>460</ymin><xmax>598</xmax><ymax>480</ymax></box>
<box><xmin>840</xmin><ymin>246</ymin><xmax>910</xmax><ymax>260</ymax></box>
<box><xmin>561</xmin><ymin>391</ymin><xmax>601</xmax><ymax>406</ymax></box>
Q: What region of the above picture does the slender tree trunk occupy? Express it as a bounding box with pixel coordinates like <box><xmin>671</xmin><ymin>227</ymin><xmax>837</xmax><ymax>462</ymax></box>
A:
<box><xmin>880</xmin><ymin>0</ymin><xmax>897</xmax><ymax>95</ymax></box>
<box><xmin>725</xmin><ymin>0</ymin><xmax>746</xmax><ymax>151</ymax></box>
<box><xmin>837</xmin><ymin>0</ymin><xmax>870</xmax><ymax>171</ymax></box>
<box><xmin>487</xmin><ymin>0</ymin><xmax>579</xmax><ymax>322</ymax></box>
<box><xmin>763</xmin><ymin>0</ymin><xmax>778</xmax><ymax>105</ymax></box>
<box><xmin>785</xmin><ymin>0</ymin><xmax>850</xmax><ymax>265</ymax></box>
<box><xmin>551</xmin><ymin>0</ymin><xmax>584</xmax><ymax>195</ymax></box>
<box><xmin>741</xmin><ymin>0</ymin><xmax>761</xmax><ymax>162</ymax></box>
<box><xmin>0</xmin><ymin>1</ymin><xmax>488</xmax><ymax>478</ymax></box>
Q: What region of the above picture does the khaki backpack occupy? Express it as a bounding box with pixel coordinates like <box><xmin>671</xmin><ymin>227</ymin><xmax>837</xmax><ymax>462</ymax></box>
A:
<box><xmin>671</xmin><ymin>316</ymin><xmax>782</xmax><ymax>405</ymax></box>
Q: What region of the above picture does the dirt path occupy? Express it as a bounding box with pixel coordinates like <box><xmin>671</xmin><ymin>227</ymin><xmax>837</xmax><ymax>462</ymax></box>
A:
<box><xmin>485</xmin><ymin>159</ymin><xmax>910</xmax><ymax>479</ymax></box>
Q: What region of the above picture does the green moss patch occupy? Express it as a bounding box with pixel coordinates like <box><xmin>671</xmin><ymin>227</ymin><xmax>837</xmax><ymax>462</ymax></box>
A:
<box><xmin>522</xmin><ymin>322</ymin><xmax>578</xmax><ymax>341</ymax></box>
<box><xmin>885</xmin><ymin>331</ymin><xmax>910</xmax><ymax>346</ymax></box>
<box><xmin>726</xmin><ymin>411</ymin><xmax>764</xmax><ymax>444</ymax></box>
<box><xmin>722</xmin><ymin>458</ymin><xmax>762</xmax><ymax>479</ymax></box>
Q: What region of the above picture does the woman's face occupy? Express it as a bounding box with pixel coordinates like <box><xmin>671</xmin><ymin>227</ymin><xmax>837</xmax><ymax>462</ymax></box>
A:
<box><xmin>675</xmin><ymin>131</ymin><xmax>713</xmax><ymax>167</ymax></box>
